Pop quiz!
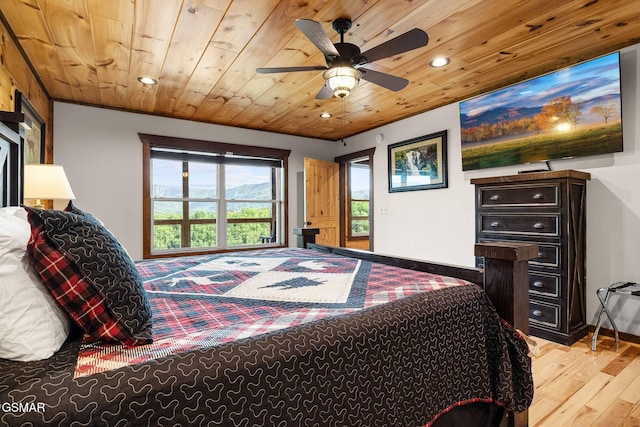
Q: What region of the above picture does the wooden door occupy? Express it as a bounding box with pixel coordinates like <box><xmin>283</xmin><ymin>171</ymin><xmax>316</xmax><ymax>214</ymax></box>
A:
<box><xmin>304</xmin><ymin>157</ymin><xmax>339</xmax><ymax>246</ymax></box>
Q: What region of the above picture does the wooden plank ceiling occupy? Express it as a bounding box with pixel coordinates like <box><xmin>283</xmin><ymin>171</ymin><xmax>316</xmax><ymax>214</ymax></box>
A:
<box><xmin>1</xmin><ymin>0</ymin><xmax>639</xmax><ymax>141</ymax></box>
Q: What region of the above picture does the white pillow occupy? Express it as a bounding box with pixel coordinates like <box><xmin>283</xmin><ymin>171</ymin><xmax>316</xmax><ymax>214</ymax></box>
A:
<box><xmin>0</xmin><ymin>206</ymin><xmax>71</xmax><ymax>361</ymax></box>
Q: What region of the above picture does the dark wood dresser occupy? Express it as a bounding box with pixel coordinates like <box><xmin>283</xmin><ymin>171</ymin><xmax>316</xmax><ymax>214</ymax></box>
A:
<box><xmin>471</xmin><ymin>170</ymin><xmax>590</xmax><ymax>345</ymax></box>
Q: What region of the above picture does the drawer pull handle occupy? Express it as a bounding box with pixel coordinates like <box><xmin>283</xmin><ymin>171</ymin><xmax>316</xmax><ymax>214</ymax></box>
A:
<box><xmin>532</xmin><ymin>193</ymin><xmax>544</xmax><ymax>200</ymax></box>
<box><xmin>533</xmin><ymin>222</ymin><xmax>545</xmax><ymax>229</ymax></box>
<box><xmin>489</xmin><ymin>194</ymin><xmax>501</xmax><ymax>201</ymax></box>
<box><xmin>532</xmin><ymin>310</ymin><xmax>543</xmax><ymax>317</ymax></box>
<box><xmin>532</xmin><ymin>281</ymin><xmax>545</xmax><ymax>288</ymax></box>
<box><xmin>490</xmin><ymin>221</ymin><xmax>501</xmax><ymax>228</ymax></box>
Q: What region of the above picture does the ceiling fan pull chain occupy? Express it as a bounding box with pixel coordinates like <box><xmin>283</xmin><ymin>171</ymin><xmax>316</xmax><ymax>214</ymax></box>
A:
<box><xmin>341</xmin><ymin>97</ymin><xmax>347</xmax><ymax>147</ymax></box>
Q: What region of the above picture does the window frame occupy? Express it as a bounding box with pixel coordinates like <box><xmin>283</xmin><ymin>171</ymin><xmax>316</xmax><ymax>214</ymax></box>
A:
<box><xmin>140</xmin><ymin>133</ymin><xmax>290</xmax><ymax>259</ymax></box>
<box><xmin>347</xmin><ymin>161</ymin><xmax>371</xmax><ymax>239</ymax></box>
<box><xmin>335</xmin><ymin>148</ymin><xmax>375</xmax><ymax>247</ymax></box>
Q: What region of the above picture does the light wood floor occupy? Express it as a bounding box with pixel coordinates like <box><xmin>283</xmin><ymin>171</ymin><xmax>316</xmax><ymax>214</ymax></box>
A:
<box><xmin>530</xmin><ymin>334</ymin><xmax>640</xmax><ymax>426</ymax></box>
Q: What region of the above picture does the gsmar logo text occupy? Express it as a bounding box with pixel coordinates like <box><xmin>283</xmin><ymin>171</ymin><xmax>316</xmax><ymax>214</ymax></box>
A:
<box><xmin>2</xmin><ymin>401</ymin><xmax>45</xmax><ymax>412</ymax></box>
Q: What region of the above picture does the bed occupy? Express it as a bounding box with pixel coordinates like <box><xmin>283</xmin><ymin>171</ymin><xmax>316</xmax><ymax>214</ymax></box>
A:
<box><xmin>0</xmin><ymin>113</ymin><xmax>536</xmax><ymax>427</ymax></box>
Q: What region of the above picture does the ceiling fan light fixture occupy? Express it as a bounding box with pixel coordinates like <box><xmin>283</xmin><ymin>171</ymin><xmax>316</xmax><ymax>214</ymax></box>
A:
<box><xmin>324</xmin><ymin>66</ymin><xmax>361</xmax><ymax>98</ymax></box>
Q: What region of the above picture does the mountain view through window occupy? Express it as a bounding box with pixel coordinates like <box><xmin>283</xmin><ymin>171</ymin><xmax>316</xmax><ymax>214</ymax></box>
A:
<box><xmin>152</xmin><ymin>157</ymin><xmax>282</xmax><ymax>252</ymax></box>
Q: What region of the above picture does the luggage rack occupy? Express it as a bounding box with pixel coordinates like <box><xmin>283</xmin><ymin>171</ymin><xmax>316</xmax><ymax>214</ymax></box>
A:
<box><xmin>592</xmin><ymin>281</ymin><xmax>640</xmax><ymax>351</ymax></box>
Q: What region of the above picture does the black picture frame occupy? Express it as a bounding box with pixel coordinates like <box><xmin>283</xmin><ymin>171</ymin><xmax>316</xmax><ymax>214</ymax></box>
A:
<box><xmin>14</xmin><ymin>90</ymin><xmax>45</xmax><ymax>165</ymax></box>
<box><xmin>388</xmin><ymin>130</ymin><xmax>448</xmax><ymax>192</ymax></box>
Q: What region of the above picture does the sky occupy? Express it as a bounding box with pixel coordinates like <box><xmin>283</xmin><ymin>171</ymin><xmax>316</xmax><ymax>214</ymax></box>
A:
<box><xmin>152</xmin><ymin>159</ymin><xmax>271</xmax><ymax>190</ymax></box>
<box><xmin>351</xmin><ymin>164</ymin><xmax>370</xmax><ymax>193</ymax></box>
<box><xmin>459</xmin><ymin>52</ymin><xmax>622</xmax><ymax>118</ymax></box>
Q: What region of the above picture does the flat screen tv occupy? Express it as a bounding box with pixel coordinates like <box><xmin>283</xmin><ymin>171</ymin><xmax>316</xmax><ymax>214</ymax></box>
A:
<box><xmin>460</xmin><ymin>52</ymin><xmax>623</xmax><ymax>171</ymax></box>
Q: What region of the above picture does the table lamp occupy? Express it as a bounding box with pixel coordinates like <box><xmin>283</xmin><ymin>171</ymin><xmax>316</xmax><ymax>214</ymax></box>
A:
<box><xmin>24</xmin><ymin>164</ymin><xmax>76</xmax><ymax>208</ymax></box>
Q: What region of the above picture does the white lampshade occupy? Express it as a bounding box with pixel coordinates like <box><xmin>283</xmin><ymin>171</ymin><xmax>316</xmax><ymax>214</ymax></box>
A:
<box><xmin>24</xmin><ymin>164</ymin><xmax>76</xmax><ymax>202</ymax></box>
<box><xmin>324</xmin><ymin>66</ymin><xmax>361</xmax><ymax>98</ymax></box>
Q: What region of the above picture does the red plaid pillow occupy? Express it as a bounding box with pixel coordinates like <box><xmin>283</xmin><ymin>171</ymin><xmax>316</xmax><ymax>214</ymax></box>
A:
<box><xmin>25</xmin><ymin>208</ymin><xmax>152</xmax><ymax>346</ymax></box>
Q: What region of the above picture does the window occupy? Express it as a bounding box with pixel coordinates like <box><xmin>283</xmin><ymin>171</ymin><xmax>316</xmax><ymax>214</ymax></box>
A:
<box><xmin>141</xmin><ymin>134</ymin><xmax>290</xmax><ymax>258</ymax></box>
<box><xmin>348</xmin><ymin>160</ymin><xmax>370</xmax><ymax>238</ymax></box>
<box><xmin>150</xmin><ymin>156</ymin><xmax>218</xmax><ymax>251</ymax></box>
<box><xmin>224</xmin><ymin>164</ymin><xmax>279</xmax><ymax>246</ymax></box>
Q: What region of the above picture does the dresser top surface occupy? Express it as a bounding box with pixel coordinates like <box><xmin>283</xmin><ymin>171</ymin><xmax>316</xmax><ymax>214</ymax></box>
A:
<box><xmin>470</xmin><ymin>169</ymin><xmax>591</xmax><ymax>185</ymax></box>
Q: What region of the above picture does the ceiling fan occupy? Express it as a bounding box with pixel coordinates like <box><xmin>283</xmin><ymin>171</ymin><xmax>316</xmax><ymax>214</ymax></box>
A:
<box><xmin>256</xmin><ymin>18</ymin><xmax>429</xmax><ymax>99</ymax></box>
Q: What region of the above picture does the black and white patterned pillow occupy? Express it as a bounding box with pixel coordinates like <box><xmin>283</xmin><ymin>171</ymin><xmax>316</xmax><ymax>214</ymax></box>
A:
<box><xmin>25</xmin><ymin>206</ymin><xmax>152</xmax><ymax>346</ymax></box>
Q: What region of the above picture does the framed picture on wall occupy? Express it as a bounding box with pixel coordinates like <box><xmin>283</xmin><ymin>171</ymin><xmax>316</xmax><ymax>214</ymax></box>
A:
<box><xmin>388</xmin><ymin>130</ymin><xmax>448</xmax><ymax>192</ymax></box>
<box><xmin>15</xmin><ymin>90</ymin><xmax>45</xmax><ymax>165</ymax></box>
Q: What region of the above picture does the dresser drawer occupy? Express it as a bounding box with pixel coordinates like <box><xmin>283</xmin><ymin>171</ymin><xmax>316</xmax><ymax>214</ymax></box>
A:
<box><xmin>529</xmin><ymin>272</ymin><xmax>560</xmax><ymax>297</ymax></box>
<box><xmin>478</xmin><ymin>183</ymin><xmax>560</xmax><ymax>208</ymax></box>
<box><xmin>530</xmin><ymin>244</ymin><xmax>560</xmax><ymax>269</ymax></box>
<box><xmin>479</xmin><ymin>214</ymin><xmax>559</xmax><ymax>237</ymax></box>
<box><xmin>530</xmin><ymin>301</ymin><xmax>560</xmax><ymax>330</ymax></box>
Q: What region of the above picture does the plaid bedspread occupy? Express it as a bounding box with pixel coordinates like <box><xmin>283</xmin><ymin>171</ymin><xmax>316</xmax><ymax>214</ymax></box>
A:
<box><xmin>75</xmin><ymin>248</ymin><xmax>467</xmax><ymax>377</ymax></box>
<box><xmin>0</xmin><ymin>248</ymin><xmax>533</xmax><ymax>427</ymax></box>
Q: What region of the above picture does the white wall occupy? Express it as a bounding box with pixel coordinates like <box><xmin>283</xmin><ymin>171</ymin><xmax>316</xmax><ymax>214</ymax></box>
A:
<box><xmin>336</xmin><ymin>43</ymin><xmax>640</xmax><ymax>335</ymax></box>
<box><xmin>52</xmin><ymin>104</ymin><xmax>336</xmax><ymax>260</ymax></box>
<box><xmin>338</xmin><ymin>103</ymin><xmax>477</xmax><ymax>267</ymax></box>
<box><xmin>55</xmin><ymin>42</ymin><xmax>640</xmax><ymax>335</ymax></box>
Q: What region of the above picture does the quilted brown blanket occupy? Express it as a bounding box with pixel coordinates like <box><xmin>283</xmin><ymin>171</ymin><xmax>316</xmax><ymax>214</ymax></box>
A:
<box><xmin>0</xmin><ymin>248</ymin><xmax>532</xmax><ymax>426</ymax></box>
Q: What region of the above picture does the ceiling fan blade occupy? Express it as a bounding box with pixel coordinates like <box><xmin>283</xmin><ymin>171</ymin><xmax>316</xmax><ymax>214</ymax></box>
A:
<box><xmin>360</xmin><ymin>28</ymin><xmax>428</xmax><ymax>64</ymax></box>
<box><xmin>360</xmin><ymin>68</ymin><xmax>409</xmax><ymax>92</ymax></box>
<box><xmin>294</xmin><ymin>19</ymin><xmax>341</xmax><ymax>60</ymax></box>
<box><xmin>315</xmin><ymin>84</ymin><xmax>334</xmax><ymax>99</ymax></box>
<box><xmin>256</xmin><ymin>66</ymin><xmax>327</xmax><ymax>74</ymax></box>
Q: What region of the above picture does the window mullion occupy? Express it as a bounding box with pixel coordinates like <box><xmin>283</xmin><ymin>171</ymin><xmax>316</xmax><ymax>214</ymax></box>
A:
<box><xmin>218</xmin><ymin>163</ymin><xmax>227</xmax><ymax>248</ymax></box>
<box><xmin>182</xmin><ymin>161</ymin><xmax>190</xmax><ymax>248</ymax></box>
<box><xmin>271</xmin><ymin>168</ymin><xmax>277</xmax><ymax>242</ymax></box>
<box><xmin>347</xmin><ymin>166</ymin><xmax>353</xmax><ymax>238</ymax></box>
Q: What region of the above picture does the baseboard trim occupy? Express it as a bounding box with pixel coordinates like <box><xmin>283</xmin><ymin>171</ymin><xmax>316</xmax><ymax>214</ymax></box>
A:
<box><xmin>587</xmin><ymin>325</ymin><xmax>640</xmax><ymax>345</ymax></box>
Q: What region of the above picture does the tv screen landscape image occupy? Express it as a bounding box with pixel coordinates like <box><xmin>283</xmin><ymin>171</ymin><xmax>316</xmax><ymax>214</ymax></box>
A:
<box><xmin>460</xmin><ymin>52</ymin><xmax>623</xmax><ymax>171</ymax></box>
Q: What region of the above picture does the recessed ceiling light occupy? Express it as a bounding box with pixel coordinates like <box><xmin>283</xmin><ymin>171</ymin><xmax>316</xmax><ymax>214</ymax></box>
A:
<box><xmin>320</xmin><ymin>112</ymin><xmax>332</xmax><ymax>118</ymax></box>
<box><xmin>138</xmin><ymin>76</ymin><xmax>158</xmax><ymax>85</ymax></box>
<box><xmin>429</xmin><ymin>57</ymin><xmax>450</xmax><ymax>68</ymax></box>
